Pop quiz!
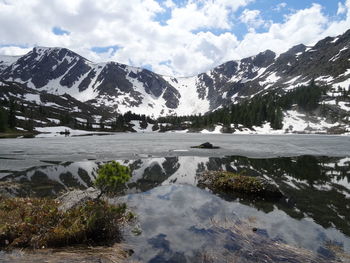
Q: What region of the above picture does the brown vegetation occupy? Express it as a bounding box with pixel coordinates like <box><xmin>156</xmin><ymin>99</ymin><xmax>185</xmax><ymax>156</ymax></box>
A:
<box><xmin>0</xmin><ymin>197</ymin><xmax>132</xmax><ymax>249</ymax></box>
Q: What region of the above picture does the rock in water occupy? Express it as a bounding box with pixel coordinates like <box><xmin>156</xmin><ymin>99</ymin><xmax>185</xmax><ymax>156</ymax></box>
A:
<box><xmin>197</xmin><ymin>171</ymin><xmax>283</xmax><ymax>199</ymax></box>
<box><xmin>191</xmin><ymin>142</ymin><xmax>220</xmax><ymax>149</ymax></box>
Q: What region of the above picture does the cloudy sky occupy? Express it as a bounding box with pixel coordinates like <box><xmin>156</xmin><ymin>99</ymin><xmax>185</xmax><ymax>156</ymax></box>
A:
<box><xmin>0</xmin><ymin>0</ymin><xmax>349</xmax><ymax>76</ymax></box>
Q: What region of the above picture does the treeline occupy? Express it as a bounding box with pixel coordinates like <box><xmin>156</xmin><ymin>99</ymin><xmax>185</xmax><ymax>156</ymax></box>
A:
<box><xmin>158</xmin><ymin>81</ymin><xmax>326</xmax><ymax>131</ymax></box>
<box><xmin>0</xmin><ymin>81</ymin><xmax>327</xmax><ymax>133</ymax></box>
<box><xmin>111</xmin><ymin>111</ymin><xmax>154</xmax><ymax>131</ymax></box>
<box><xmin>279</xmin><ymin>79</ymin><xmax>325</xmax><ymax>111</ymax></box>
<box><xmin>0</xmin><ymin>99</ymin><xmax>52</xmax><ymax>132</ymax></box>
<box><xmin>55</xmin><ymin>110</ymin><xmax>155</xmax><ymax>131</ymax></box>
<box><xmin>158</xmin><ymin>94</ymin><xmax>284</xmax><ymax>130</ymax></box>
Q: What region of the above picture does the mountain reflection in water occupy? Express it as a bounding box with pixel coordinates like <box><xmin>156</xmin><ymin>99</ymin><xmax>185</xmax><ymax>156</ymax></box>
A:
<box><xmin>1</xmin><ymin>155</ymin><xmax>350</xmax><ymax>262</ymax></box>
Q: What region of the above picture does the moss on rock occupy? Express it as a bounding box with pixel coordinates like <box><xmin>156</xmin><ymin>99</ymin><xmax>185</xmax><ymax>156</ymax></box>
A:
<box><xmin>197</xmin><ymin>171</ymin><xmax>283</xmax><ymax>198</ymax></box>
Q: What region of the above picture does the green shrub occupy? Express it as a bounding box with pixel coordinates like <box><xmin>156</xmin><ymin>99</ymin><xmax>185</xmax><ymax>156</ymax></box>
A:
<box><xmin>95</xmin><ymin>161</ymin><xmax>131</xmax><ymax>197</ymax></box>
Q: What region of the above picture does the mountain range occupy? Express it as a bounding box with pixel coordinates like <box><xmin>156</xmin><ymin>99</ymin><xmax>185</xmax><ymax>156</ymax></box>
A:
<box><xmin>0</xmin><ymin>29</ymin><xmax>349</xmax><ymax>133</ymax></box>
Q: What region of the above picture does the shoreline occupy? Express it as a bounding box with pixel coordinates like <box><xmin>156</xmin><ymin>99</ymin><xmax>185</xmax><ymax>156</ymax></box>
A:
<box><xmin>1</xmin><ymin>129</ymin><xmax>349</xmax><ymax>139</ymax></box>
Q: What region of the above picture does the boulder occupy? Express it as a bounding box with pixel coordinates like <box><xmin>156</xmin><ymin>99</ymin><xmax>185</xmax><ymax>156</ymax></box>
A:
<box><xmin>191</xmin><ymin>142</ymin><xmax>220</xmax><ymax>149</ymax></box>
<box><xmin>56</xmin><ymin>187</ymin><xmax>101</xmax><ymax>212</ymax></box>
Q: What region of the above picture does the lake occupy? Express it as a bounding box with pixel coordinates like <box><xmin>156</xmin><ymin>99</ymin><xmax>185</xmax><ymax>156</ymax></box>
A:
<box><xmin>0</xmin><ymin>133</ymin><xmax>350</xmax><ymax>262</ymax></box>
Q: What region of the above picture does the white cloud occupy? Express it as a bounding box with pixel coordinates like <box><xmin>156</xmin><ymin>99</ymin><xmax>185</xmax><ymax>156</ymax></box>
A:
<box><xmin>337</xmin><ymin>2</ymin><xmax>346</xmax><ymax>15</ymax></box>
<box><xmin>0</xmin><ymin>0</ymin><xmax>349</xmax><ymax>77</ymax></box>
<box><xmin>240</xmin><ymin>9</ymin><xmax>265</xmax><ymax>29</ymax></box>
<box><xmin>0</xmin><ymin>46</ymin><xmax>32</xmax><ymax>56</ymax></box>
<box><xmin>163</xmin><ymin>0</ymin><xmax>175</xmax><ymax>9</ymax></box>
<box><xmin>232</xmin><ymin>4</ymin><xmax>330</xmax><ymax>59</ymax></box>
<box><xmin>166</xmin><ymin>0</ymin><xmax>252</xmax><ymax>31</ymax></box>
<box><xmin>274</xmin><ymin>2</ymin><xmax>287</xmax><ymax>12</ymax></box>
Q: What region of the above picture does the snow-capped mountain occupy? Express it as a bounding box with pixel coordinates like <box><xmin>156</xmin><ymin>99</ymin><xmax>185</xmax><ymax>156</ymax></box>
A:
<box><xmin>0</xmin><ymin>29</ymin><xmax>350</xmax><ymax>118</ymax></box>
<box><xmin>0</xmin><ymin>55</ymin><xmax>21</xmax><ymax>71</ymax></box>
<box><xmin>0</xmin><ymin>47</ymin><xmax>185</xmax><ymax>117</ymax></box>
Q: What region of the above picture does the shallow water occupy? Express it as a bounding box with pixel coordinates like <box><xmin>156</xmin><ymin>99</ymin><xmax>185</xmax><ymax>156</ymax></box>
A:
<box><xmin>0</xmin><ymin>134</ymin><xmax>350</xmax><ymax>262</ymax></box>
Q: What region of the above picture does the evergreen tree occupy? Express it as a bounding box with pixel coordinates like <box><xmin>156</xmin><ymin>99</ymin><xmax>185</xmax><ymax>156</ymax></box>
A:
<box><xmin>140</xmin><ymin>119</ymin><xmax>148</xmax><ymax>129</ymax></box>
<box><xmin>272</xmin><ymin>107</ymin><xmax>283</xmax><ymax>129</ymax></box>
<box><xmin>8</xmin><ymin>100</ymin><xmax>17</xmax><ymax>129</ymax></box>
<box><xmin>152</xmin><ymin>122</ymin><xmax>159</xmax><ymax>131</ymax></box>
<box><xmin>115</xmin><ymin>115</ymin><xmax>125</xmax><ymax>130</ymax></box>
<box><xmin>100</xmin><ymin>119</ymin><xmax>105</xmax><ymax>129</ymax></box>
<box><xmin>39</xmin><ymin>105</ymin><xmax>46</xmax><ymax>116</ymax></box>
<box><xmin>59</xmin><ymin>112</ymin><xmax>72</xmax><ymax>126</ymax></box>
<box><xmin>0</xmin><ymin>107</ymin><xmax>8</xmax><ymax>132</ymax></box>
<box><xmin>86</xmin><ymin>121</ymin><xmax>93</xmax><ymax>130</ymax></box>
<box><xmin>25</xmin><ymin>118</ymin><xmax>34</xmax><ymax>132</ymax></box>
<box><xmin>320</xmin><ymin>102</ymin><xmax>327</xmax><ymax>116</ymax></box>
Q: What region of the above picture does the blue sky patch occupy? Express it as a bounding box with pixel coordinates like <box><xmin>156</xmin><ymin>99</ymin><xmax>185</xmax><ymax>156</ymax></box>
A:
<box><xmin>155</xmin><ymin>0</ymin><xmax>343</xmax><ymax>39</ymax></box>
<box><xmin>91</xmin><ymin>45</ymin><xmax>120</xmax><ymax>55</ymax></box>
<box><xmin>142</xmin><ymin>63</ymin><xmax>153</xmax><ymax>71</ymax></box>
<box><xmin>52</xmin><ymin>26</ymin><xmax>70</xmax><ymax>36</ymax></box>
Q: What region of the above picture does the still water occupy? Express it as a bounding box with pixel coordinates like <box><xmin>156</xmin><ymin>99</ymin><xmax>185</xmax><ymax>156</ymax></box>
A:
<box><xmin>0</xmin><ymin>134</ymin><xmax>350</xmax><ymax>262</ymax></box>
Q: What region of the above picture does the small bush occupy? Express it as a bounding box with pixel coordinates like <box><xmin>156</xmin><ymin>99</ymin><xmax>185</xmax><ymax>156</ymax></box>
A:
<box><xmin>95</xmin><ymin>161</ymin><xmax>131</xmax><ymax>197</ymax></box>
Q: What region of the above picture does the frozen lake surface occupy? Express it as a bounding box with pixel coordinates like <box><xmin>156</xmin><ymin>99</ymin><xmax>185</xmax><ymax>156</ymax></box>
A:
<box><xmin>0</xmin><ymin>133</ymin><xmax>350</xmax><ymax>173</ymax></box>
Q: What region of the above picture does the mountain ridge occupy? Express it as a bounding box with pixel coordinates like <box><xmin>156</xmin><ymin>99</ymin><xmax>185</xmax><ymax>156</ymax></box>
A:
<box><xmin>0</xmin><ymin>29</ymin><xmax>350</xmax><ymax>134</ymax></box>
<box><xmin>0</xmin><ymin>29</ymin><xmax>349</xmax><ymax>118</ymax></box>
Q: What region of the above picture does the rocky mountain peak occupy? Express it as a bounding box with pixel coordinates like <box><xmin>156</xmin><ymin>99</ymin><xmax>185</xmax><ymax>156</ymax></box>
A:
<box><xmin>0</xmin><ymin>30</ymin><xmax>349</xmax><ymax>117</ymax></box>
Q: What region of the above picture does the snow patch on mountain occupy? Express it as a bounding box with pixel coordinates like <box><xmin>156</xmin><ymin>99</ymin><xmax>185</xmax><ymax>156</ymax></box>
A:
<box><xmin>200</xmin><ymin>125</ymin><xmax>223</xmax><ymax>134</ymax></box>
<box><xmin>0</xmin><ymin>55</ymin><xmax>20</xmax><ymax>69</ymax></box>
<box><xmin>164</xmin><ymin>76</ymin><xmax>210</xmax><ymax>116</ymax></box>
<box><xmin>23</xmin><ymin>93</ymin><xmax>41</xmax><ymax>104</ymax></box>
<box><xmin>130</xmin><ymin>120</ymin><xmax>154</xmax><ymax>132</ymax></box>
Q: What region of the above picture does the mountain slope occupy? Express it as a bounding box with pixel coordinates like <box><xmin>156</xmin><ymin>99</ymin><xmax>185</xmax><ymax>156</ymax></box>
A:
<box><xmin>0</xmin><ymin>29</ymin><xmax>349</xmax><ymax>121</ymax></box>
<box><xmin>0</xmin><ymin>79</ymin><xmax>115</xmax><ymax>130</ymax></box>
<box><xmin>0</xmin><ymin>47</ymin><xmax>188</xmax><ymax>117</ymax></box>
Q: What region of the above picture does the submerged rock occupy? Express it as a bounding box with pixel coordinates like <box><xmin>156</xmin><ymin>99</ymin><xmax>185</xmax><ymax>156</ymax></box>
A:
<box><xmin>191</xmin><ymin>142</ymin><xmax>220</xmax><ymax>149</ymax></box>
<box><xmin>197</xmin><ymin>171</ymin><xmax>283</xmax><ymax>199</ymax></box>
<box><xmin>192</xmin><ymin>219</ymin><xmax>339</xmax><ymax>263</ymax></box>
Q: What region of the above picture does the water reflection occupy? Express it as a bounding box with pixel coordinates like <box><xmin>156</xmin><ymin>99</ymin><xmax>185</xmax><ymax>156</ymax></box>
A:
<box><xmin>1</xmin><ymin>155</ymin><xmax>350</xmax><ymax>261</ymax></box>
<box><xmin>120</xmin><ymin>184</ymin><xmax>350</xmax><ymax>262</ymax></box>
<box><xmin>0</xmin><ymin>161</ymin><xmax>99</xmax><ymax>197</ymax></box>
